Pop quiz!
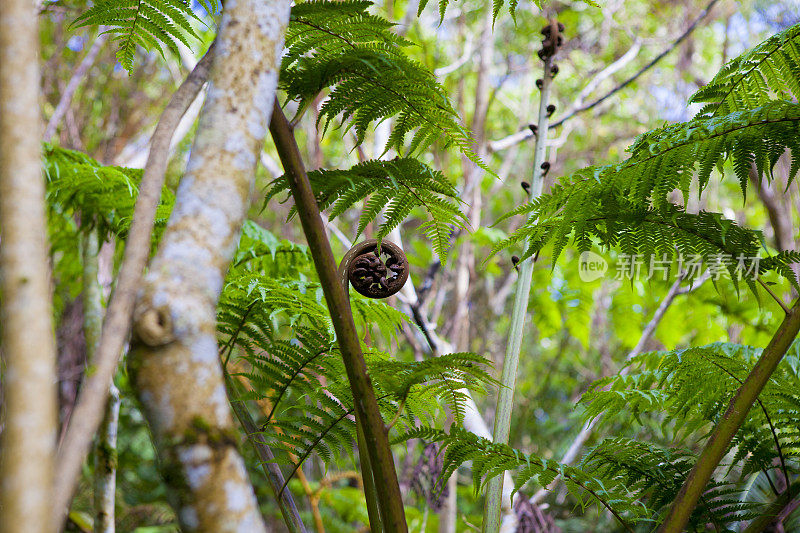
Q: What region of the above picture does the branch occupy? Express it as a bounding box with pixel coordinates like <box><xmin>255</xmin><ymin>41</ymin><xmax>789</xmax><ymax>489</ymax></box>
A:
<box><xmin>488</xmin><ymin>0</ymin><xmax>720</xmax><ymax>153</ymax></box>
<box><xmin>224</xmin><ymin>373</ymin><xmax>308</xmax><ymax>533</ymax></box>
<box><xmin>0</xmin><ymin>2</ymin><xmax>58</xmax><ymax>532</ymax></box>
<box><xmin>549</xmin><ymin>0</ymin><xmax>719</xmax><ymax>129</ymax></box>
<box><xmin>657</xmin><ymin>299</ymin><xmax>800</xmax><ymax>533</ymax></box>
<box><xmin>44</xmin><ymin>30</ymin><xmax>109</xmax><ymax>142</ymax></box>
<box><xmin>269</xmin><ymin>99</ymin><xmax>408</xmax><ymax>532</ymax></box>
<box><xmin>53</xmin><ymin>42</ymin><xmax>215</xmax><ymax>525</ymax></box>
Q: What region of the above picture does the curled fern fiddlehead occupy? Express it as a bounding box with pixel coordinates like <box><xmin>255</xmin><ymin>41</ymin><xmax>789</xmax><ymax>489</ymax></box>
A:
<box><xmin>339</xmin><ymin>240</ymin><xmax>409</xmax><ymax>299</ymax></box>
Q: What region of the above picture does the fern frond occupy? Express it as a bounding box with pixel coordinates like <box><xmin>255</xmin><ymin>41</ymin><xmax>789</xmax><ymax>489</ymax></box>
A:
<box><xmin>72</xmin><ymin>0</ymin><xmax>217</xmax><ymax>70</ymax></box>
<box><xmin>394</xmin><ymin>427</ymin><xmax>650</xmax><ymax>528</ymax></box>
<box><xmin>265</xmin><ymin>157</ymin><xmax>467</xmax><ymax>257</ymax></box>
<box><xmin>44</xmin><ymin>144</ymin><xmax>174</xmax><ymax>241</ymax></box>
<box><xmin>580</xmin><ymin>342</ymin><xmax>800</xmax><ymax>485</ymax></box>
<box><xmin>490</xmin><ymin>102</ymin><xmax>800</xmax><ymax>287</ymax></box>
<box><xmin>691</xmin><ymin>23</ymin><xmax>800</xmax><ymax>117</ymax></box>
<box><xmin>233</xmin><ymin>220</ymin><xmax>313</xmax><ymax>277</ymax></box>
<box><xmin>282</xmin><ymin>0</ymin><xmax>479</xmax><ymax>161</ymax></box>
<box><xmin>219</xmin><ymin>257</ymin><xmax>493</xmax><ymax>490</ymax></box>
<box><xmin>581</xmin><ymin>438</ymin><xmax>764</xmax><ymax>529</ymax></box>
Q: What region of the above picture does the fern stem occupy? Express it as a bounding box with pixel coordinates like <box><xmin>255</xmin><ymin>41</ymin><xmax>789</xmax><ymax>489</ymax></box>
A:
<box><xmin>356</xmin><ymin>416</ymin><xmax>384</xmax><ymax>531</ymax></box>
<box><xmin>481</xmin><ymin>46</ymin><xmax>557</xmax><ymax>533</ymax></box>
<box><xmin>700</xmin><ymin>353</ymin><xmax>790</xmax><ymax>492</ymax></box>
<box><xmin>757</xmin><ymin>278</ymin><xmax>790</xmax><ymax>313</ymax></box>
<box><xmin>269</xmin><ymin>99</ymin><xmax>408</xmax><ymax>532</ymax></box>
<box><xmin>657</xmin><ymin>299</ymin><xmax>800</xmax><ymax>533</ymax></box>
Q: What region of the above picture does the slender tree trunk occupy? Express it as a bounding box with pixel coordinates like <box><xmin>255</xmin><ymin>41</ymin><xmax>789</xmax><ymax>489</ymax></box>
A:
<box><xmin>82</xmin><ymin>232</ymin><xmax>119</xmax><ymax>533</ymax></box>
<box><xmin>93</xmin><ymin>386</ymin><xmax>120</xmax><ymax>533</ymax></box>
<box><xmin>0</xmin><ymin>1</ymin><xmax>58</xmax><ymax>532</ymax></box>
<box><xmin>127</xmin><ymin>1</ymin><xmax>290</xmax><ymax>530</ymax></box>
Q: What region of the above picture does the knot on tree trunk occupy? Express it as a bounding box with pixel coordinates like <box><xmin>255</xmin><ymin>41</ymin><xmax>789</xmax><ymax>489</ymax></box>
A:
<box><xmin>133</xmin><ymin>306</ymin><xmax>174</xmax><ymax>346</ymax></box>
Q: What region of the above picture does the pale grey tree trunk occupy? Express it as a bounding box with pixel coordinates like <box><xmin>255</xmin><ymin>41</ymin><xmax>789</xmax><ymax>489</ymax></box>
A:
<box><xmin>127</xmin><ymin>0</ymin><xmax>291</xmax><ymax>530</ymax></box>
<box><xmin>0</xmin><ymin>1</ymin><xmax>58</xmax><ymax>531</ymax></box>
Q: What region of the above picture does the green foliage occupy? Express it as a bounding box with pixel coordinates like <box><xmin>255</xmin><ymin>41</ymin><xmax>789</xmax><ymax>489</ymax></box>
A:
<box><xmin>491</xmin><ymin>64</ymin><xmax>800</xmax><ymax>287</ymax></box>
<box><xmin>72</xmin><ymin>0</ymin><xmax>218</xmax><ymax>70</ymax></box>
<box><xmin>44</xmin><ymin>144</ymin><xmax>174</xmax><ymax>241</ymax></box>
<box><xmin>220</xmin><ymin>225</ymin><xmax>493</xmax><ymax>488</ymax></box>
<box><xmin>395</xmin><ymin>426</ymin><xmax>649</xmax><ymax>530</ymax></box>
<box><xmin>395</xmin><ymin>341</ymin><xmax>800</xmax><ymax>531</ymax></box>
<box><xmin>691</xmin><ymin>22</ymin><xmax>800</xmax><ymax>117</ymax></box>
<box><xmin>44</xmin><ymin>144</ymin><xmax>175</xmax><ymax>311</ymax></box>
<box><xmin>282</xmin><ymin>0</ymin><xmax>478</xmax><ymax>160</ymax></box>
<box><xmin>578</xmin><ymin>341</ymin><xmax>800</xmax><ymax>529</ymax></box>
<box><xmin>265</xmin><ymin>157</ymin><xmax>467</xmax><ymax>256</ymax></box>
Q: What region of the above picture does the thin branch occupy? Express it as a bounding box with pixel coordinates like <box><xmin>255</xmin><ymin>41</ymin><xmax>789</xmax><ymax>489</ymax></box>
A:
<box><xmin>269</xmin><ymin>99</ymin><xmax>408</xmax><ymax>532</ymax></box>
<box><xmin>658</xmin><ymin>299</ymin><xmax>800</xmax><ymax>533</ymax></box>
<box><xmin>225</xmin><ymin>373</ymin><xmax>308</xmax><ymax>533</ymax></box>
<box><xmin>758</xmin><ymin>278</ymin><xmax>790</xmax><ymax>314</ymax></box>
<box><xmin>549</xmin><ymin>0</ymin><xmax>719</xmax><ymax>128</ymax></box>
<box><xmin>488</xmin><ymin>0</ymin><xmax>720</xmax><ymax>153</ymax></box>
<box><xmin>53</xmin><ymin>43</ymin><xmax>216</xmax><ymax>525</ymax></box>
<box><xmin>44</xmin><ymin>30</ymin><xmax>109</xmax><ymax>142</ymax></box>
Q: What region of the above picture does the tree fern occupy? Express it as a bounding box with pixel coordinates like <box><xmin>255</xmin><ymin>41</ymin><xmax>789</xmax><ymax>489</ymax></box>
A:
<box><xmin>580</xmin><ymin>438</ymin><xmax>764</xmax><ymax>530</ymax></box>
<box><xmin>282</xmin><ymin>0</ymin><xmax>479</xmax><ymax>160</ymax></box>
<box><xmin>489</xmin><ymin>26</ymin><xmax>800</xmax><ymax>287</ymax></box>
<box><xmin>72</xmin><ymin>0</ymin><xmax>218</xmax><ymax>70</ymax></box>
<box><xmin>44</xmin><ymin>144</ymin><xmax>174</xmax><ymax>241</ymax></box>
<box><xmin>44</xmin><ymin>145</ymin><xmax>175</xmax><ymax>310</ymax></box>
<box><xmin>220</xmin><ymin>226</ymin><xmax>493</xmax><ymax>490</ymax></box>
<box><xmin>265</xmin><ymin>157</ymin><xmax>467</xmax><ymax>257</ymax></box>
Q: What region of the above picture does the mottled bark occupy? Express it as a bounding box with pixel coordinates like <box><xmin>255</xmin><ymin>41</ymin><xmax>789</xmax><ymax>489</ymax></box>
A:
<box><xmin>54</xmin><ymin>42</ymin><xmax>216</xmax><ymax>525</ymax></box>
<box><xmin>0</xmin><ymin>1</ymin><xmax>58</xmax><ymax>531</ymax></box>
<box><xmin>127</xmin><ymin>1</ymin><xmax>290</xmax><ymax>531</ymax></box>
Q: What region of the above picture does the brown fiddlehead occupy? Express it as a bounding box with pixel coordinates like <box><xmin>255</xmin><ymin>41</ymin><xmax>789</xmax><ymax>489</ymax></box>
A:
<box><xmin>338</xmin><ymin>240</ymin><xmax>409</xmax><ymax>299</ymax></box>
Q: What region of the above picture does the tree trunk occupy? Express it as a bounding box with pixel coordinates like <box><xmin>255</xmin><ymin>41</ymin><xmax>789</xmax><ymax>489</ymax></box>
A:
<box><xmin>0</xmin><ymin>1</ymin><xmax>58</xmax><ymax>532</ymax></box>
<box><xmin>127</xmin><ymin>1</ymin><xmax>290</xmax><ymax>530</ymax></box>
<box><xmin>82</xmin><ymin>232</ymin><xmax>119</xmax><ymax>533</ymax></box>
